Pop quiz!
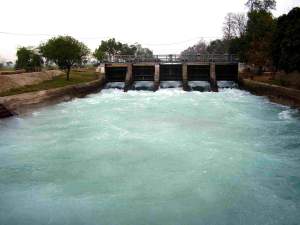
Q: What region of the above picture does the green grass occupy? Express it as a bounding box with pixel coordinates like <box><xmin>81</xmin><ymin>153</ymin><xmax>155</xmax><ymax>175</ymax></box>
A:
<box><xmin>0</xmin><ymin>71</ymin><xmax>100</xmax><ymax>97</ymax></box>
<box><xmin>0</xmin><ymin>67</ymin><xmax>16</xmax><ymax>71</ymax></box>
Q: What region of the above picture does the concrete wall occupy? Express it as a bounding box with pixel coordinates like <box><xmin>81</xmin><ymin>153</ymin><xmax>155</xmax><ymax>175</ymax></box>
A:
<box><xmin>240</xmin><ymin>78</ymin><xmax>300</xmax><ymax>107</ymax></box>
<box><xmin>0</xmin><ymin>70</ymin><xmax>64</xmax><ymax>94</ymax></box>
<box><xmin>0</xmin><ymin>77</ymin><xmax>105</xmax><ymax>115</ymax></box>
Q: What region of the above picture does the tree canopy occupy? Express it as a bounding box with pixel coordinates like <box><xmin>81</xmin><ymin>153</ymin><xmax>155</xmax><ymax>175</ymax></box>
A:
<box><xmin>272</xmin><ymin>7</ymin><xmax>300</xmax><ymax>72</ymax></box>
<box><xmin>40</xmin><ymin>36</ymin><xmax>89</xmax><ymax>80</ymax></box>
<box><xmin>245</xmin><ymin>0</ymin><xmax>276</xmax><ymax>12</ymax></box>
<box><xmin>244</xmin><ymin>10</ymin><xmax>275</xmax><ymax>69</ymax></box>
<box><xmin>93</xmin><ymin>38</ymin><xmax>153</xmax><ymax>62</ymax></box>
<box><xmin>15</xmin><ymin>47</ymin><xmax>43</xmax><ymax>72</ymax></box>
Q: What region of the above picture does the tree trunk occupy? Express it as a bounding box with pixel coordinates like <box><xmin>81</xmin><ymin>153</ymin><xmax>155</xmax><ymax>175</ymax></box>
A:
<box><xmin>66</xmin><ymin>67</ymin><xmax>71</xmax><ymax>80</ymax></box>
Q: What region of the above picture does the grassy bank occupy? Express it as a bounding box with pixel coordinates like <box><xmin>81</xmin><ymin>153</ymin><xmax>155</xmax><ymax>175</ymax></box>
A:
<box><xmin>0</xmin><ymin>71</ymin><xmax>100</xmax><ymax>97</ymax></box>
<box><xmin>241</xmin><ymin>72</ymin><xmax>300</xmax><ymax>91</ymax></box>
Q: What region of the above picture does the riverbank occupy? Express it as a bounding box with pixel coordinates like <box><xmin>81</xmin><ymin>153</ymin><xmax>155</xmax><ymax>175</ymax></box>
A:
<box><xmin>0</xmin><ymin>76</ymin><xmax>105</xmax><ymax>116</ymax></box>
<box><xmin>0</xmin><ymin>70</ymin><xmax>64</xmax><ymax>94</ymax></box>
<box><xmin>239</xmin><ymin>78</ymin><xmax>300</xmax><ymax>108</ymax></box>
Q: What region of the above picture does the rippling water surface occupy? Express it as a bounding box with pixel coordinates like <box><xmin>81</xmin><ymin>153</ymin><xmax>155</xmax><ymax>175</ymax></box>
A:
<box><xmin>0</xmin><ymin>88</ymin><xmax>300</xmax><ymax>225</ymax></box>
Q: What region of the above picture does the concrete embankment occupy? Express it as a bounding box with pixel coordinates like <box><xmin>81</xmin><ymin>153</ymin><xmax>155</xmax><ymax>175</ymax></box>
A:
<box><xmin>0</xmin><ymin>77</ymin><xmax>105</xmax><ymax>117</ymax></box>
<box><xmin>0</xmin><ymin>70</ymin><xmax>64</xmax><ymax>94</ymax></box>
<box><xmin>240</xmin><ymin>78</ymin><xmax>300</xmax><ymax>107</ymax></box>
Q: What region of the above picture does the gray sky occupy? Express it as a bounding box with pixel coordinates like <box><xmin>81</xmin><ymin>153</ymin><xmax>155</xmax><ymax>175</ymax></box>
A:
<box><xmin>0</xmin><ymin>0</ymin><xmax>299</xmax><ymax>61</ymax></box>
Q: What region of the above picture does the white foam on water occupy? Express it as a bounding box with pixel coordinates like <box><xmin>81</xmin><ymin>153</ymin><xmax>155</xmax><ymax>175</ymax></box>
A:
<box><xmin>188</xmin><ymin>81</ymin><xmax>210</xmax><ymax>88</ymax></box>
<box><xmin>278</xmin><ymin>109</ymin><xmax>298</xmax><ymax>121</ymax></box>
<box><xmin>160</xmin><ymin>81</ymin><xmax>182</xmax><ymax>88</ymax></box>
<box><xmin>105</xmin><ymin>82</ymin><xmax>125</xmax><ymax>89</ymax></box>
<box><xmin>218</xmin><ymin>80</ymin><xmax>238</xmax><ymax>88</ymax></box>
<box><xmin>133</xmin><ymin>81</ymin><xmax>154</xmax><ymax>89</ymax></box>
<box><xmin>0</xmin><ymin>88</ymin><xmax>300</xmax><ymax>225</ymax></box>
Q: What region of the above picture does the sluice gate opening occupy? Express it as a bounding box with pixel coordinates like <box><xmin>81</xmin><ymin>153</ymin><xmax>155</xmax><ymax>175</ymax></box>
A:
<box><xmin>187</xmin><ymin>65</ymin><xmax>210</xmax><ymax>81</ymax></box>
<box><xmin>133</xmin><ymin>66</ymin><xmax>155</xmax><ymax>81</ymax></box>
<box><xmin>216</xmin><ymin>64</ymin><xmax>238</xmax><ymax>82</ymax></box>
<box><xmin>103</xmin><ymin>54</ymin><xmax>239</xmax><ymax>91</ymax></box>
<box><xmin>105</xmin><ymin>66</ymin><xmax>127</xmax><ymax>82</ymax></box>
<box><xmin>160</xmin><ymin>64</ymin><xmax>182</xmax><ymax>81</ymax></box>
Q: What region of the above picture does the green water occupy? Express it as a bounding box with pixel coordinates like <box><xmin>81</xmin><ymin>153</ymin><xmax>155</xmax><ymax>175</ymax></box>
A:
<box><xmin>0</xmin><ymin>88</ymin><xmax>300</xmax><ymax>225</ymax></box>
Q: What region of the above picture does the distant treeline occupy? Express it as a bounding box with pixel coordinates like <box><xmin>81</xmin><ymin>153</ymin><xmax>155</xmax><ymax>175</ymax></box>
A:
<box><xmin>14</xmin><ymin>37</ymin><xmax>153</xmax><ymax>80</ymax></box>
<box><xmin>12</xmin><ymin>0</ymin><xmax>300</xmax><ymax>78</ymax></box>
<box><xmin>181</xmin><ymin>0</ymin><xmax>300</xmax><ymax>74</ymax></box>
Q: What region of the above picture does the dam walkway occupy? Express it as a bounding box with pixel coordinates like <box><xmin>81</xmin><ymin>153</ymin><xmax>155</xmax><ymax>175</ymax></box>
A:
<box><xmin>101</xmin><ymin>54</ymin><xmax>239</xmax><ymax>91</ymax></box>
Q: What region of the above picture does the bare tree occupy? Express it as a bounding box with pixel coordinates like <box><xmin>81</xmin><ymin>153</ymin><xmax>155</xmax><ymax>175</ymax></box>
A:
<box><xmin>223</xmin><ymin>13</ymin><xmax>247</xmax><ymax>40</ymax></box>
<box><xmin>223</xmin><ymin>13</ymin><xmax>236</xmax><ymax>40</ymax></box>
<box><xmin>233</xmin><ymin>13</ymin><xmax>247</xmax><ymax>37</ymax></box>
<box><xmin>181</xmin><ymin>39</ymin><xmax>208</xmax><ymax>55</ymax></box>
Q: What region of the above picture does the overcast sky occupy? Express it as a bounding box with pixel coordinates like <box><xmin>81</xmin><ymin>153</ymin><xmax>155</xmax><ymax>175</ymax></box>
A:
<box><xmin>0</xmin><ymin>0</ymin><xmax>299</xmax><ymax>61</ymax></box>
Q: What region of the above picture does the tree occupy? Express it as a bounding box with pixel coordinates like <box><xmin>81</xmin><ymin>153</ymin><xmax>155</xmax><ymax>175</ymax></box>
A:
<box><xmin>93</xmin><ymin>38</ymin><xmax>122</xmax><ymax>62</ymax></box>
<box><xmin>181</xmin><ymin>39</ymin><xmax>208</xmax><ymax>55</ymax></box>
<box><xmin>207</xmin><ymin>39</ymin><xmax>227</xmax><ymax>54</ymax></box>
<box><xmin>93</xmin><ymin>39</ymin><xmax>153</xmax><ymax>62</ymax></box>
<box><xmin>15</xmin><ymin>47</ymin><xmax>43</xmax><ymax>71</ymax></box>
<box><xmin>134</xmin><ymin>44</ymin><xmax>153</xmax><ymax>58</ymax></box>
<box><xmin>244</xmin><ymin>10</ymin><xmax>275</xmax><ymax>71</ymax></box>
<box><xmin>233</xmin><ymin>13</ymin><xmax>247</xmax><ymax>37</ymax></box>
<box><xmin>223</xmin><ymin>13</ymin><xmax>247</xmax><ymax>40</ymax></box>
<box><xmin>223</xmin><ymin>13</ymin><xmax>237</xmax><ymax>40</ymax></box>
<box><xmin>6</xmin><ymin>61</ymin><xmax>13</xmax><ymax>67</ymax></box>
<box><xmin>40</xmin><ymin>36</ymin><xmax>89</xmax><ymax>80</ymax></box>
<box><xmin>272</xmin><ymin>7</ymin><xmax>300</xmax><ymax>72</ymax></box>
<box><xmin>245</xmin><ymin>0</ymin><xmax>276</xmax><ymax>12</ymax></box>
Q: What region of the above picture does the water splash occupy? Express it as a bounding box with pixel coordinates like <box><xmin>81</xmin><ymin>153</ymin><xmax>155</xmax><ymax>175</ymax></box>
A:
<box><xmin>104</xmin><ymin>82</ymin><xmax>125</xmax><ymax>89</ymax></box>
<box><xmin>133</xmin><ymin>81</ymin><xmax>154</xmax><ymax>90</ymax></box>
<box><xmin>160</xmin><ymin>81</ymin><xmax>182</xmax><ymax>88</ymax></box>
<box><xmin>0</xmin><ymin>89</ymin><xmax>300</xmax><ymax>225</ymax></box>
<box><xmin>189</xmin><ymin>81</ymin><xmax>211</xmax><ymax>91</ymax></box>
<box><xmin>218</xmin><ymin>80</ymin><xmax>238</xmax><ymax>88</ymax></box>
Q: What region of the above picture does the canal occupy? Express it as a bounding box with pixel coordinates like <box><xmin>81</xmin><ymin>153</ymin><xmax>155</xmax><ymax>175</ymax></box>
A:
<box><xmin>0</xmin><ymin>88</ymin><xmax>300</xmax><ymax>225</ymax></box>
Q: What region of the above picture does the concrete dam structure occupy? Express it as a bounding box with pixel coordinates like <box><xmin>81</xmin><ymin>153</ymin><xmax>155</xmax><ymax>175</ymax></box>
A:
<box><xmin>103</xmin><ymin>54</ymin><xmax>239</xmax><ymax>91</ymax></box>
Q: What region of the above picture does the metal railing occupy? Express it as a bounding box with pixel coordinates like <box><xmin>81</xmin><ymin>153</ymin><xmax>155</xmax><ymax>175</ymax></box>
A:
<box><xmin>104</xmin><ymin>54</ymin><xmax>238</xmax><ymax>63</ymax></box>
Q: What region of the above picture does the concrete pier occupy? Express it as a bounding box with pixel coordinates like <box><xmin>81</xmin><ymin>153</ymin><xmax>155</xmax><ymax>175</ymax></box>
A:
<box><xmin>124</xmin><ymin>64</ymin><xmax>133</xmax><ymax>92</ymax></box>
<box><xmin>154</xmin><ymin>64</ymin><xmax>160</xmax><ymax>91</ymax></box>
<box><xmin>210</xmin><ymin>63</ymin><xmax>218</xmax><ymax>92</ymax></box>
<box><xmin>182</xmin><ymin>64</ymin><xmax>190</xmax><ymax>91</ymax></box>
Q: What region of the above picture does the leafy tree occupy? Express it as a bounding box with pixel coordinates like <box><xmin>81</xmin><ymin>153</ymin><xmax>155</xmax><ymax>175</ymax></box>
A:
<box><xmin>93</xmin><ymin>38</ymin><xmax>122</xmax><ymax>62</ymax></box>
<box><xmin>244</xmin><ymin>10</ymin><xmax>275</xmax><ymax>71</ymax></box>
<box><xmin>245</xmin><ymin>0</ymin><xmax>276</xmax><ymax>12</ymax></box>
<box><xmin>93</xmin><ymin>48</ymin><xmax>106</xmax><ymax>62</ymax></box>
<box><xmin>134</xmin><ymin>44</ymin><xmax>153</xmax><ymax>58</ymax></box>
<box><xmin>228</xmin><ymin>37</ymin><xmax>247</xmax><ymax>61</ymax></box>
<box><xmin>40</xmin><ymin>36</ymin><xmax>89</xmax><ymax>80</ymax></box>
<box><xmin>6</xmin><ymin>61</ymin><xmax>13</xmax><ymax>67</ymax></box>
<box><xmin>272</xmin><ymin>7</ymin><xmax>300</xmax><ymax>72</ymax></box>
<box><xmin>207</xmin><ymin>39</ymin><xmax>227</xmax><ymax>54</ymax></box>
<box><xmin>15</xmin><ymin>47</ymin><xmax>43</xmax><ymax>71</ymax></box>
<box><xmin>181</xmin><ymin>40</ymin><xmax>208</xmax><ymax>55</ymax></box>
<box><xmin>120</xmin><ymin>43</ymin><xmax>136</xmax><ymax>55</ymax></box>
<box><xmin>93</xmin><ymin>39</ymin><xmax>153</xmax><ymax>62</ymax></box>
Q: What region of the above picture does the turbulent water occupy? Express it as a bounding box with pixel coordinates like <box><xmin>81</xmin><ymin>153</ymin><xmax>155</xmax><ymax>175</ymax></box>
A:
<box><xmin>0</xmin><ymin>88</ymin><xmax>300</xmax><ymax>225</ymax></box>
